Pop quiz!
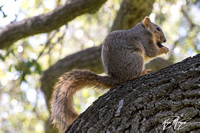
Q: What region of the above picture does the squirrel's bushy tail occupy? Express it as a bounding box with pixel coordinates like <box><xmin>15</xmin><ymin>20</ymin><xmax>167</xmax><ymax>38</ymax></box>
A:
<box><xmin>50</xmin><ymin>70</ymin><xmax>118</xmax><ymax>132</ymax></box>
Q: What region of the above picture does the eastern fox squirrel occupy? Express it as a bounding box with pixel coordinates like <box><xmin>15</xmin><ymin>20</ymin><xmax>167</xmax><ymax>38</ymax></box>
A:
<box><xmin>51</xmin><ymin>17</ymin><xmax>169</xmax><ymax>132</ymax></box>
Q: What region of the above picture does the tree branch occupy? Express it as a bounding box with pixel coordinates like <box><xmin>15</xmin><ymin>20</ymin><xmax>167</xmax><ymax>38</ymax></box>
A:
<box><xmin>111</xmin><ymin>0</ymin><xmax>155</xmax><ymax>31</ymax></box>
<box><xmin>67</xmin><ymin>54</ymin><xmax>200</xmax><ymax>132</ymax></box>
<box><xmin>0</xmin><ymin>0</ymin><xmax>107</xmax><ymax>49</ymax></box>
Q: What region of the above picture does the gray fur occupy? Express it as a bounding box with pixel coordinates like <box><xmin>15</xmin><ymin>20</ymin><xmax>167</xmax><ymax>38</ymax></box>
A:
<box><xmin>102</xmin><ymin>20</ymin><xmax>167</xmax><ymax>83</ymax></box>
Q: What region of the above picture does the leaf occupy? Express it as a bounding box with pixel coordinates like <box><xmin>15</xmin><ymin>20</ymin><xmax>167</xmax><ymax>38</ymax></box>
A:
<box><xmin>0</xmin><ymin>5</ymin><xmax>3</xmax><ymax>11</ymax></box>
<box><xmin>2</xmin><ymin>12</ymin><xmax>7</xmax><ymax>18</ymax></box>
<box><xmin>34</xmin><ymin>62</ymin><xmax>42</xmax><ymax>74</ymax></box>
<box><xmin>9</xmin><ymin>65</ymin><xmax>12</xmax><ymax>72</ymax></box>
<box><xmin>0</xmin><ymin>54</ymin><xmax>5</xmax><ymax>61</ymax></box>
<box><xmin>20</xmin><ymin>72</ymin><xmax>26</xmax><ymax>82</ymax></box>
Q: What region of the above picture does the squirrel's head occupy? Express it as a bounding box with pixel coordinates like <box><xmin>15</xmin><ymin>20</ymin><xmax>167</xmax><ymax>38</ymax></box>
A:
<box><xmin>142</xmin><ymin>17</ymin><xmax>166</xmax><ymax>48</ymax></box>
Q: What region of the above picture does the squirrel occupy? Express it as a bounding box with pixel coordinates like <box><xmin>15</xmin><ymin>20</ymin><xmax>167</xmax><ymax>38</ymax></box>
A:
<box><xmin>50</xmin><ymin>16</ymin><xmax>169</xmax><ymax>132</ymax></box>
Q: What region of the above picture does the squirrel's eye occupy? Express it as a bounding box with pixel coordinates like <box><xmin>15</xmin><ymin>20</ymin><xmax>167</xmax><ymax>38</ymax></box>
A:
<box><xmin>156</xmin><ymin>27</ymin><xmax>161</xmax><ymax>31</ymax></box>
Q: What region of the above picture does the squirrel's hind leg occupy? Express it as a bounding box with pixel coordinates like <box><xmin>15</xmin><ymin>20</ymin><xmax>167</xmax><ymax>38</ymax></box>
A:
<box><xmin>139</xmin><ymin>69</ymin><xmax>152</xmax><ymax>77</ymax></box>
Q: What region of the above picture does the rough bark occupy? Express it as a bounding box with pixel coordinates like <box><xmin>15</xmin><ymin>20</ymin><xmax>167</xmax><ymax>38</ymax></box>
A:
<box><xmin>66</xmin><ymin>54</ymin><xmax>200</xmax><ymax>133</ymax></box>
<box><xmin>0</xmin><ymin>0</ymin><xmax>107</xmax><ymax>49</ymax></box>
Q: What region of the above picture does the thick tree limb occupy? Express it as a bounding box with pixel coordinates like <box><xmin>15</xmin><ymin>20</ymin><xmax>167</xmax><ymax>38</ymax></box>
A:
<box><xmin>145</xmin><ymin>57</ymin><xmax>173</xmax><ymax>72</ymax></box>
<box><xmin>111</xmin><ymin>0</ymin><xmax>155</xmax><ymax>31</ymax></box>
<box><xmin>66</xmin><ymin>54</ymin><xmax>200</xmax><ymax>133</ymax></box>
<box><xmin>0</xmin><ymin>0</ymin><xmax>107</xmax><ymax>49</ymax></box>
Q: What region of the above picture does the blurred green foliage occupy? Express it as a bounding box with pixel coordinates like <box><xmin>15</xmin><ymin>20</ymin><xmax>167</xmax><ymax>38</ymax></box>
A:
<box><xmin>0</xmin><ymin>0</ymin><xmax>200</xmax><ymax>132</ymax></box>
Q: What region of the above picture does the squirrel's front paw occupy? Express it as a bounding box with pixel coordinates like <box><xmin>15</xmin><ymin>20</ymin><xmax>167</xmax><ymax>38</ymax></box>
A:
<box><xmin>160</xmin><ymin>47</ymin><xmax>169</xmax><ymax>54</ymax></box>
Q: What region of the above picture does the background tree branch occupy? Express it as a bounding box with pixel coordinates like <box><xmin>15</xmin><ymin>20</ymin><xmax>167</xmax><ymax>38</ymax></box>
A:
<box><xmin>0</xmin><ymin>0</ymin><xmax>107</xmax><ymax>49</ymax></box>
<box><xmin>111</xmin><ymin>0</ymin><xmax>155</xmax><ymax>31</ymax></box>
<box><xmin>66</xmin><ymin>54</ymin><xmax>200</xmax><ymax>133</ymax></box>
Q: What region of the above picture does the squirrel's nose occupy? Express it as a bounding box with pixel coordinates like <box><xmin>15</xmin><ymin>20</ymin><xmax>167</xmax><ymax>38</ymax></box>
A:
<box><xmin>163</xmin><ymin>39</ymin><xmax>166</xmax><ymax>42</ymax></box>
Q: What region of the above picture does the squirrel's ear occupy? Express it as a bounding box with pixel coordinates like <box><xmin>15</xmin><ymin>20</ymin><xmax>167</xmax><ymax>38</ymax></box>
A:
<box><xmin>142</xmin><ymin>17</ymin><xmax>152</xmax><ymax>28</ymax></box>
